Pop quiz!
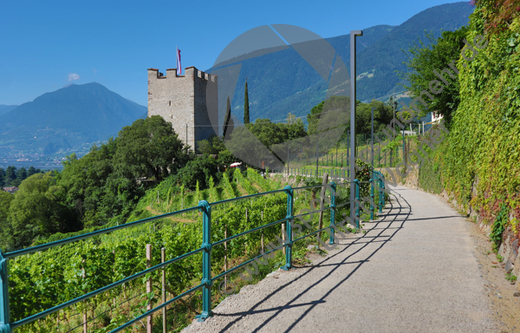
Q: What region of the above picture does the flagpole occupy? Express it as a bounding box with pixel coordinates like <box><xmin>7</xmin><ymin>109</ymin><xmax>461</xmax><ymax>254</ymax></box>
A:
<box><xmin>176</xmin><ymin>46</ymin><xmax>181</xmax><ymax>76</ymax></box>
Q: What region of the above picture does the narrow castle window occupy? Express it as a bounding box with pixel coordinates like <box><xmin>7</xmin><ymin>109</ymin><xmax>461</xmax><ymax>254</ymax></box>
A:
<box><xmin>169</xmin><ymin>100</ymin><xmax>171</xmax><ymax>106</ymax></box>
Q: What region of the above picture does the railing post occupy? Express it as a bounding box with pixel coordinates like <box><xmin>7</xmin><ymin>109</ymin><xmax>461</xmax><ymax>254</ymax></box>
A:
<box><xmin>282</xmin><ymin>186</ymin><xmax>293</xmax><ymax>271</ymax></box>
<box><xmin>329</xmin><ymin>182</ymin><xmax>337</xmax><ymax>245</ymax></box>
<box><xmin>196</xmin><ymin>200</ymin><xmax>212</xmax><ymax>321</ymax></box>
<box><xmin>354</xmin><ymin>179</ymin><xmax>360</xmax><ymax>228</ymax></box>
<box><xmin>0</xmin><ymin>250</ymin><xmax>10</xmax><ymax>333</ymax></box>
<box><xmin>381</xmin><ymin>175</ymin><xmax>386</xmax><ymax>212</ymax></box>
<box><xmin>370</xmin><ymin>177</ymin><xmax>374</xmax><ymax>220</ymax></box>
<box><xmin>378</xmin><ymin>174</ymin><xmax>383</xmax><ymax>213</ymax></box>
<box><xmin>375</xmin><ymin>172</ymin><xmax>379</xmax><ymax>211</ymax></box>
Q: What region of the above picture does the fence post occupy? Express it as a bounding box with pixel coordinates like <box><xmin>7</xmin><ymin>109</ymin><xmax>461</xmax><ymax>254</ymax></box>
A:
<box><xmin>329</xmin><ymin>182</ymin><xmax>337</xmax><ymax>245</ymax></box>
<box><xmin>379</xmin><ymin>175</ymin><xmax>384</xmax><ymax>213</ymax></box>
<box><xmin>161</xmin><ymin>247</ymin><xmax>167</xmax><ymax>333</ymax></box>
<box><xmin>282</xmin><ymin>186</ymin><xmax>294</xmax><ymax>271</ymax></box>
<box><xmin>197</xmin><ymin>200</ymin><xmax>212</xmax><ymax>321</ymax></box>
<box><xmin>354</xmin><ymin>179</ymin><xmax>360</xmax><ymax>228</ymax></box>
<box><xmin>380</xmin><ymin>175</ymin><xmax>385</xmax><ymax>213</ymax></box>
<box><xmin>376</xmin><ymin>172</ymin><xmax>382</xmax><ymax>213</ymax></box>
<box><xmin>146</xmin><ymin>244</ymin><xmax>153</xmax><ymax>333</ymax></box>
<box><xmin>318</xmin><ymin>173</ymin><xmax>329</xmax><ymax>242</ymax></box>
<box><xmin>370</xmin><ymin>177</ymin><xmax>374</xmax><ymax>220</ymax></box>
<box><xmin>0</xmin><ymin>250</ymin><xmax>10</xmax><ymax>333</ymax></box>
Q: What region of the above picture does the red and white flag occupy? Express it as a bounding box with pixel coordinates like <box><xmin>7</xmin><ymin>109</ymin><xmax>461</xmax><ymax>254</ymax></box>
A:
<box><xmin>176</xmin><ymin>47</ymin><xmax>182</xmax><ymax>75</ymax></box>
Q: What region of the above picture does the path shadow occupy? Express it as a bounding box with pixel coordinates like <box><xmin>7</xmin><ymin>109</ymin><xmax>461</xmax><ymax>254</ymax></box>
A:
<box><xmin>213</xmin><ymin>190</ymin><xmax>412</xmax><ymax>332</ymax></box>
<box><xmin>406</xmin><ymin>215</ymin><xmax>465</xmax><ymax>221</ymax></box>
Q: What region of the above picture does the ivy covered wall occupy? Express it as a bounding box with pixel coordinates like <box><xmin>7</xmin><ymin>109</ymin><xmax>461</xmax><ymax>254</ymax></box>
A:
<box><xmin>416</xmin><ymin>1</ymin><xmax>520</xmax><ymax>254</ymax></box>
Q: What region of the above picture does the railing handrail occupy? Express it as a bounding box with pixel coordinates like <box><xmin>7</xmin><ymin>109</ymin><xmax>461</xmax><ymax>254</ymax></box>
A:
<box><xmin>0</xmin><ymin>171</ymin><xmax>386</xmax><ymax>332</ymax></box>
<box><xmin>2</xmin><ymin>205</ymin><xmax>201</xmax><ymax>259</ymax></box>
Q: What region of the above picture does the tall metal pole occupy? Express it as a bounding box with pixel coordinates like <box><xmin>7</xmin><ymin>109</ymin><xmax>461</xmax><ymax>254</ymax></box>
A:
<box><xmin>371</xmin><ymin>107</ymin><xmax>374</xmax><ymax>168</ymax></box>
<box><xmin>371</xmin><ymin>107</ymin><xmax>374</xmax><ymax>221</ymax></box>
<box><xmin>392</xmin><ymin>93</ymin><xmax>396</xmax><ymax>133</ymax></box>
<box><xmin>287</xmin><ymin>144</ymin><xmax>289</xmax><ymax>176</ymax></box>
<box><xmin>316</xmin><ymin>139</ymin><xmax>319</xmax><ymax>177</ymax></box>
<box><xmin>346</xmin><ymin>130</ymin><xmax>349</xmax><ymax>168</ymax></box>
<box><xmin>402</xmin><ymin>127</ymin><xmax>406</xmax><ymax>171</ymax></box>
<box><xmin>350</xmin><ymin>30</ymin><xmax>363</xmax><ymax>225</ymax></box>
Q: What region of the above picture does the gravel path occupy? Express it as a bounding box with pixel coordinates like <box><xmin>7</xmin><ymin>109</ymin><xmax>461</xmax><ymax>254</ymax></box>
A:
<box><xmin>182</xmin><ymin>185</ymin><xmax>498</xmax><ymax>332</ymax></box>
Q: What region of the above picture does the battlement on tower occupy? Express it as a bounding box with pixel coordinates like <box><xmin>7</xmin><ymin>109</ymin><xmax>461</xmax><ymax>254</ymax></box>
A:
<box><xmin>147</xmin><ymin>66</ymin><xmax>218</xmax><ymax>150</ymax></box>
<box><xmin>147</xmin><ymin>67</ymin><xmax>217</xmax><ymax>82</ymax></box>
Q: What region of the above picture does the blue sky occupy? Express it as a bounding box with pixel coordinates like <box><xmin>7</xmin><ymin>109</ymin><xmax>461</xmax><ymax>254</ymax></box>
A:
<box><xmin>0</xmin><ymin>0</ymin><xmax>470</xmax><ymax>107</ymax></box>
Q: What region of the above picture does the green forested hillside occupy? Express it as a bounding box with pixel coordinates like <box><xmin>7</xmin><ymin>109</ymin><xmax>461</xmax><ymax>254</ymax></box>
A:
<box><xmin>355</xmin><ymin>1</ymin><xmax>474</xmax><ymax>102</ymax></box>
<box><xmin>209</xmin><ymin>2</ymin><xmax>473</xmax><ymax>124</ymax></box>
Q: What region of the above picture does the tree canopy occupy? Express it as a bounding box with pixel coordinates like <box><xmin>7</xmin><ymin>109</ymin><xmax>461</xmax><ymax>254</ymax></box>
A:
<box><xmin>400</xmin><ymin>26</ymin><xmax>469</xmax><ymax>125</ymax></box>
<box><xmin>6</xmin><ymin>173</ymin><xmax>77</xmax><ymax>250</ymax></box>
<box><xmin>114</xmin><ymin>115</ymin><xmax>187</xmax><ymax>182</ymax></box>
<box><xmin>0</xmin><ymin>166</ymin><xmax>44</xmax><ymax>188</ymax></box>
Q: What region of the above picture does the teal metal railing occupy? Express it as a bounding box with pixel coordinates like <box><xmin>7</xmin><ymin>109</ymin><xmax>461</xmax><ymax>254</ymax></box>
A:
<box><xmin>0</xmin><ymin>174</ymin><xmax>386</xmax><ymax>332</ymax></box>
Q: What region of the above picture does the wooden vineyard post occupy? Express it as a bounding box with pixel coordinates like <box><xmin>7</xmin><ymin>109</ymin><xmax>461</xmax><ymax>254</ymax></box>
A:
<box><xmin>162</xmin><ymin>247</ymin><xmax>167</xmax><ymax>333</ymax></box>
<box><xmin>407</xmin><ymin>135</ymin><xmax>410</xmax><ymax>163</ymax></box>
<box><xmin>245</xmin><ymin>208</ymin><xmax>248</xmax><ymax>253</ymax></box>
<box><xmin>317</xmin><ymin>173</ymin><xmax>329</xmax><ymax>242</ymax></box>
<box><xmin>224</xmin><ymin>225</ymin><xmax>228</xmax><ymax>291</ymax></box>
<box><xmin>261</xmin><ymin>211</ymin><xmax>264</xmax><ymax>254</ymax></box>
<box><xmin>146</xmin><ymin>244</ymin><xmax>153</xmax><ymax>333</ymax></box>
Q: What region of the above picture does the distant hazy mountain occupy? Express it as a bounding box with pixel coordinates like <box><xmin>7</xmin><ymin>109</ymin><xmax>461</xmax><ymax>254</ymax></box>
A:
<box><xmin>208</xmin><ymin>24</ymin><xmax>396</xmax><ymax>124</ymax></box>
<box><xmin>0</xmin><ymin>105</ymin><xmax>18</xmax><ymax>117</ymax></box>
<box><xmin>0</xmin><ymin>83</ymin><xmax>146</xmax><ymax>156</ymax></box>
<box><xmin>354</xmin><ymin>1</ymin><xmax>475</xmax><ymax>102</ymax></box>
<box><xmin>208</xmin><ymin>1</ymin><xmax>473</xmax><ymax>123</ymax></box>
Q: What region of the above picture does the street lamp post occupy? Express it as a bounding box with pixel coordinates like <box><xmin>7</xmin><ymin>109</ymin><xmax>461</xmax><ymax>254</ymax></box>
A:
<box><xmin>350</xmin><ymin>30</ymin><xmax>363</xmax><ymax>227</ymax></box>
<box><xmin>371</xmin><ymin>107</ymin><xmax>374</xmax><ymax>168</ymax></box>
<box><xmin>316</xmin><ymin>139</ymin><xmax>319</xmax><ymax>177</ymax></box>
<box><xmin>402</xmin><ymin>127</ymin><xmax>406</xmax><ymax>169</ymax></box>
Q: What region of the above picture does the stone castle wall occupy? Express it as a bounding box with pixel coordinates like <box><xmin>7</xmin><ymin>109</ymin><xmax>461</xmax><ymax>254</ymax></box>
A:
<box><xmin>147</xmin><ymin>66</ymin><xmax>217</xmax><ymax>150</ymax></box>
<box><xmin>194</xmin><ymin>68</ymin><xmax>218</xmax><ymax>144</ymax></box>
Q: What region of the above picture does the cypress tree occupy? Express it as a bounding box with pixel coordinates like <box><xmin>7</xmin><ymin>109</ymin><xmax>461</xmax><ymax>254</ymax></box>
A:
<box><xmin>244</xmin><ymin>78</ymin><xmax>250</xmax><ymax>124</ymax></box>
<box><xmin>223</xmin><ymin>95</ymin><xmax>234</xmax><ymax>138</ymax></box>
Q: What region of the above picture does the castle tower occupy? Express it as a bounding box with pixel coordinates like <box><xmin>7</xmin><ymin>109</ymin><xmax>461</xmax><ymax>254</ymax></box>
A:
<box><xmin>147</xmin><ymin>66</ymin><xmax>218</xmax><ymax>150</ymax></box>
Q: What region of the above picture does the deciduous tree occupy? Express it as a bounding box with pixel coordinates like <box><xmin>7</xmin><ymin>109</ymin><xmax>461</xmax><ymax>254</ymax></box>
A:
<box><xmin>400</xmin><ymin>26</ymin><xmax>469</xmax><ymax>125</ymax></box>
<box><xmin>7</xmin><ymin>173</ymin><xmax>77</xmax><ymax>249</ymax></box>
<box><xmin>114</xmin><ymin>115</ymin><xmax>187</xmax><ymax>182</ymax></box>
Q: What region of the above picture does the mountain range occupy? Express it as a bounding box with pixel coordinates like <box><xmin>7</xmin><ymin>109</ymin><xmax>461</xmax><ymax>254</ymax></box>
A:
<box><xmin>208</xmin><ymin>1</ymin><xmax>474</xmax><ymax>123</ymax></box>
<box><xmin>0</xmin><ymin>2</ymin><xmax>474</xmax><ymax>162</ymax></box>
<box><xmin>0</xmin><ymin>83</ymin><xmax>146</xmax><ymax>159</ymax></box>
<box><xmin>0</xmin><ymin>105</ymin><xmax>18</xmax><ymax>117</ymax></box>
